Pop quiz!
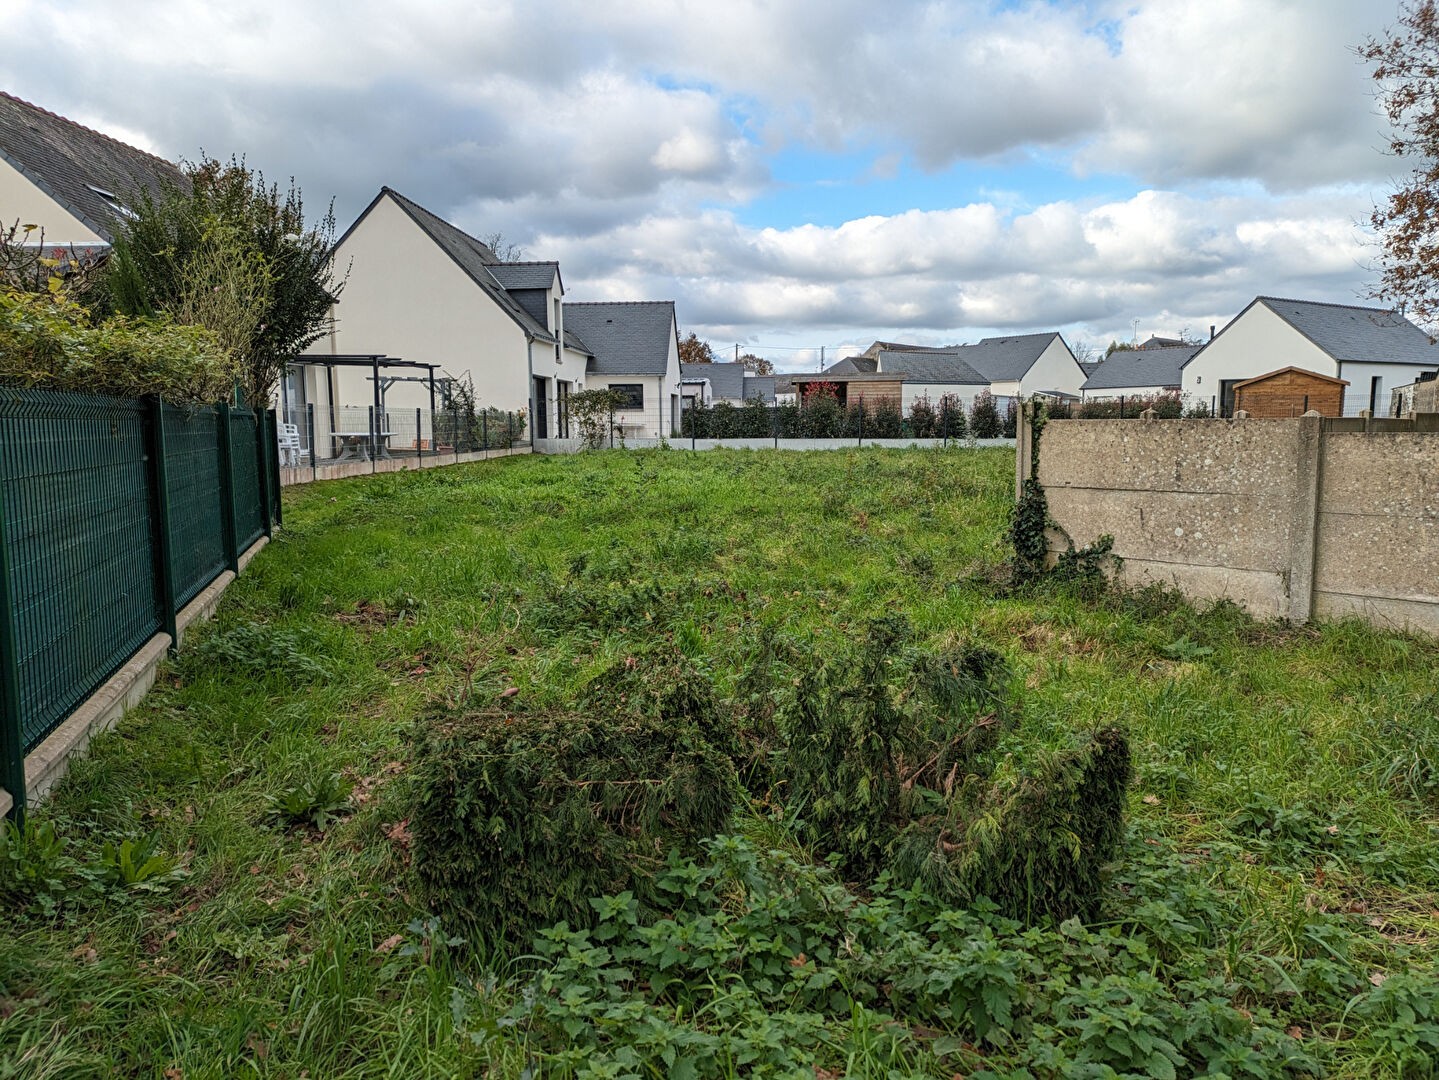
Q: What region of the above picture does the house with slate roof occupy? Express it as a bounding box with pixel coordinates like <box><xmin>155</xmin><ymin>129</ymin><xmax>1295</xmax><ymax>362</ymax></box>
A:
<box><xmin>0</xmin><ymin>91</ymin><xmax>185</xmax><ymax>250</ymax></box>
<box><xmin>1081</xmin><ymin>344</ymin><xmax>1198</xmax><ymax>402</ymax></box>
<box><xmin>301</xmin><ymin>186</ymin><xmax>685</xmax><ymax>445</ymax></box>
<box><xmin>563</xmin><ymin>301</ymin><xmax>682</xmax><ymax>439</ymax></box>
<box><xmin>1181</xmin><ymin>297</ymin><xmax>1439</xmax><ymax>417</ymax></box>
<box><xmin>798</xmin><ymin>332</ymin><xmax>1085</xmax><ymax>411</ymax></box>
<box><xmin>680</xmin><ymin>362</ymin><xmax>776</xmax><ymax>408</ymax></box>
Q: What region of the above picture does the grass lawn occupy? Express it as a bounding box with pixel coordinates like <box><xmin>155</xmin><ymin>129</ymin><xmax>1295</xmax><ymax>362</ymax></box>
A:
<box><xmin>3</xmin><ymin>447</ymin><xmax>1438</xmax><ymax>1078</ymax></box>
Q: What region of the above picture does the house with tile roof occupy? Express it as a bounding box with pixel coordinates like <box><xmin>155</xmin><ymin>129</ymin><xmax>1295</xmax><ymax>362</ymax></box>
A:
<box><xmin>0</xmin><ymin>91</ymin><xmax>185</xmax><ymax>249</ymax></box>
<box><xmin>1181</xmin><ymin>297</ymin><xmax>1439</xmax><ymax>417</ymax></box>
<box><xmin>563</xmin><ymin>301</ymin><xmax>682</xmax><ymax>438</ymax></box>
<box><xmin>1081</xmin><ymin>345</ymin><xmax>1198</xmax><ymax>401</ymax></box>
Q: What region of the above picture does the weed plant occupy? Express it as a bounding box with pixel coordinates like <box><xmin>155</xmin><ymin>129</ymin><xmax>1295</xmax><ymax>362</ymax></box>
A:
<box><xmin>1</xmin><ymin>448</ymin><xmax>1436</xmax><ymax>1078</ymax></box>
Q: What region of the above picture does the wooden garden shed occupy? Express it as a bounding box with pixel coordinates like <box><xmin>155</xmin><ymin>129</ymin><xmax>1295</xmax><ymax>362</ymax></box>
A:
<box><xmin>1232</xmin><ymin>366</ymin><xmax>1349</xmax><ymax>418</ymax></box>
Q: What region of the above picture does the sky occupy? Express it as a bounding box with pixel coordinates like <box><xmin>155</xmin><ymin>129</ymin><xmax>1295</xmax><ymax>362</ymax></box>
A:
<box><xmin>0</xmin><ymin>0</ymin><xmax>1408</xmax><ymax>371</ymax></box>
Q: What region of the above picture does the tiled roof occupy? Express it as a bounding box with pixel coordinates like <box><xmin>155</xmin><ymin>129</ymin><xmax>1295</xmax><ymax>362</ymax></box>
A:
<box><xmin>0</xmin><ymin>91</ymin><xmax>187</xmax><ymax>243</ymax></box>
<box><xmin>564</xmin><ymin>301</ymin><xmax>676</xmax><ymax>377</ymax></box>
<box><xmin>1081</xmin><ymin>345</ymin><xmax>1197</xmax><ymax>391</ymax></box>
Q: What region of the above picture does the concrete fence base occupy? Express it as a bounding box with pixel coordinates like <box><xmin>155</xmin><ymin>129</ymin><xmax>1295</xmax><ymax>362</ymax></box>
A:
<box><xmin>280</xmin><ymin>444</ymin><xmax>531</xmax><ymax>486</ymax></box>
<box><xmin>1024</xmin><ymin>408</ymin><xmax>1439</xmax><ymax>634</ymax></box>
<box><xmin>0</xmin><ymin>537</ymin><xmax>268</xmax><ymax>818</ymax></box>
<box><xmin>536</xmin><ymin>437</ymin><xmax>1015</xmax><ymax>454</ymax></box>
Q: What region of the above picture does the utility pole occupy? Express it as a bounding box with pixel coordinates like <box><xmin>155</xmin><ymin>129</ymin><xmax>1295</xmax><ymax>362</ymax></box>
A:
<box><xmin>1132</xmin><ymin>318</ymin><xmax>1140</xmax><ymax>345</ymax></box>
<box><xmin>734</xmin><ymin>343</ymin><xmax>739</xmax><ymax>363</ymax></box>
<box><xmin>819</xmin><ymin>346</ymin><xmax>825</xmax><ymax>372</ymax></box>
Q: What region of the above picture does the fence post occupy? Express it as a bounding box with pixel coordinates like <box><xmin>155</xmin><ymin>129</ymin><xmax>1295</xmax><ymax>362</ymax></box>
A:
<box><xmin>943</xmin><ymin>402</ymin><xmax>950</xmax><ymax>447</ymax></box>
<box><xmin>266</xmin><ymin>411</ymin><xmax>282</xmax><ymax>529</ymax></box>
<box><xmin>609</xmin><ymin>406</ymin><xmax>615</xmax><ymax>448</ymax></box>
<box><xmin>773</xmin><ymin>400</ymin><xmax>778</xmax><ymax>449</ymax></box>
<box><xmin>508</xmin><ymin>411</ymin><xmax>514</xmax><ymax>450</ymax></box>
<box><xmin>1286</xmin><ymin>411</ymin><xmax>1323</xmax><ymax>625</ymax></box>
<box><xmin>144</xmin><ymin>397</ymin><xmax>179</xmax><ymax>653</ymax></box>
<box><xmin>255</xmin><ymin>408</ymin><xmax>273</xmax><ymax>539</ymax></box>
<box><xmin>308</xmin><ymin>402</ymin><xmax>318</xmax><ymax>482</ymax></box>
<box><xmin>217</xmin><ymin>402</ymin><xmax>239</xmax><ymax>574</ymax></box>
<box><xmin>0</xmin><ymin>470</ymin><xmax>27</xmax><ymax>823</ymax></box>
<box><xmin>416</xmin><ymin>407</ymin><xmax>423</xmax><ymax>466</ymax></box>
<box><xmin>857</xmin><ymin>400</ymin><xmax>864</xmax><ymax>447</ymax></box>
<box><xmin>1015</xmin><ymin>400</ymin><xmax>1035</xmax><ymax>501</ymax></box>
<box><xmin>368</xmin><ymin>405</ymin><xmax>377</xmax><ymax>474</ymax></box>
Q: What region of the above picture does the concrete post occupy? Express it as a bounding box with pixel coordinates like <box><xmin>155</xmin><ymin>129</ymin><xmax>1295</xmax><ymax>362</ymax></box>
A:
<box><xmin>1140</xmin><ymin>408</ymin><xmax>1157</xmax><ymax>422</ymax></box>
<box><xmin>1286</xmin><ymin>411</ymin><xmax>1323</xmax><ymax>624</ymax></box>
<box><xmin>1015</xmin><ymin>400</ymin><xmax>1034</xmax><ymax>500</ymax></box>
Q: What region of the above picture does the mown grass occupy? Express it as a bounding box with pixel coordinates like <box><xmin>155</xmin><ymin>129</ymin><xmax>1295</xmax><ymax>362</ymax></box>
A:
<box><xmin>2</xmin><ymin>447</ymin><xmax>1437</xmax><ymax>1078</ymax></box>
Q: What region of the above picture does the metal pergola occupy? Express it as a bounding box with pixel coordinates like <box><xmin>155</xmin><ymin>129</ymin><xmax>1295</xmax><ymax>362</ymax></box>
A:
<box><xmin>284</xmin><ymin>354</ymin><xmax>442</xmax><ymax>460</ymax></box>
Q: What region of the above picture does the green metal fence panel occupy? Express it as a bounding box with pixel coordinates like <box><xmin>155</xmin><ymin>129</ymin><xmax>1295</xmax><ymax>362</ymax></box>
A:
<box><xmin>229</xmin><ymin>410</ymin><xmax>264</xmax><ymax>551</ymax></box>
<box><xmin>0</xmin><ymin>389</ymin><xmax>162</xmax><ymax>752</ymax></box>
<box><xmin>162</xmin><ymin>405</ymin><xmax>228</xmax><ymax>607</ymax></box>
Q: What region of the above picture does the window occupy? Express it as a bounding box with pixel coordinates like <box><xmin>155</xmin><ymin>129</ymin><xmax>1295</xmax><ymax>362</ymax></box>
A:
<box><xmin>610</xmin><ymin>384</ymin><xmax>643</xmax><ymax>410</ymax></box>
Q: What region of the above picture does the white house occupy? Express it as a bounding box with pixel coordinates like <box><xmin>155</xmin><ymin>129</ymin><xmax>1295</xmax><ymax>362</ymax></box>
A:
<box><xmin>562</xmin><ymin>302</ymin><xmax>683</xmax><ymax>439</ymax></box>
<box><xmin>1081</xmin><ymin>345</ymin><xmax>1199</xmax><ymax>402</ymax></box>
<box><xmin>679</xmin><ymin>362</ymin><xmax>776</xmax><ymax>408</ymax></box>
<box><xmin>298</xmin><ymin>187</ymin><xmax>594</xmax><ymax>448</ymax></box>
<box><xmin>1181</xmin><ymin>297</ymin><xmax>1439</xmax><ymax>417</ymax></box>
<box><xmin>796</xmin><ymin>332</ymin><xmax>1086</xmax><ymax>411</ymax></box>
<box><xmin>0</xmin><ymin>91</ymin><xmax>183</xmax><ymax>251</ymax></box>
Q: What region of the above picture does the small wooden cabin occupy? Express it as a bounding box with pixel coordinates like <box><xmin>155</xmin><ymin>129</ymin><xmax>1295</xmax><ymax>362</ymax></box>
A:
<box><xmin>1232</xmin><ymin>366</ymin><xmax>1348</xmax><ymax>418</ymax></box>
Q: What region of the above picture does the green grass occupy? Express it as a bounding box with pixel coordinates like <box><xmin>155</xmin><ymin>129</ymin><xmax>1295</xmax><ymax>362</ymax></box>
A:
<box><xmin>2</xmin><ymin>447</ymin><xmax>1438</xmax><ymax>1078</ymax></box>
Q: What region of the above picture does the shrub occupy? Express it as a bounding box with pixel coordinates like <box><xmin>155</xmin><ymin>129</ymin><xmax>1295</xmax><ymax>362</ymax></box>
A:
<box><xmin>0</xmin><ymin>287</ymin><xmax>237</xmax><ymax>404</ymax></box>
<box><xmin>970</xmin><ymin>391</ymin><xmax>1003</xmax><ymax>438</ymax></box>
<box><xmin>938</xmin><ymin>392</ymin><xmax>968</xmax><ymax>438</ymax></box>
<box><xmin>889</xmin><ymin>727</ymin><xmax>1132</xmax><ymax>922</ymax></box>
<box><xmin>909</xmin><ymin>394</ymin><xmax>937</xmax><ymax>437</ymax></box>
<box><xmin>410</xmin><ymin>700</ymin><xmax>737</xmax><ymax>943</ymax></box>
<box><xmin>799</xmin><ymin>382</ymin><xmax>843</xmax><ymax>437</ymax></box>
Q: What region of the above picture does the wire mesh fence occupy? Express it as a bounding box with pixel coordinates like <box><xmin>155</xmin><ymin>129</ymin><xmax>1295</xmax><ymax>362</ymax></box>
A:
<box><xmin>0</xmin><ymin>389</ymin><xmax>277</xmax><ymax>819</ymax></box>
<box><xmin>277</xmin><ymin>401</ymin><xmax>530</xmax><ymax>481</ymax></box>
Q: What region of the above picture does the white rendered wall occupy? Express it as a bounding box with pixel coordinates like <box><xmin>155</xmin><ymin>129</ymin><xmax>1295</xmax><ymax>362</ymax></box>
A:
<box><xmin>0</xmin><ymin>158</ymin><xmax>106</xmax><ymax>246</ymax></box>
<box><xmin>1018</xmin><ymin>336</ymin><xmax>1087</xmax><ymax>396</ymax></box>
<box><xmin>308</xmin><ymin>193</ymin><xmax>534</xmax><ymax>414</ymax></box>
<box><xmin>900</xmin><ymin>384</ymin><xmax>983</xmax><ymax>412</ymax></box>
<box><xmin>1181</xmin><ymin>303</ymin><xmax>1336</xmax><ymax>402</ymax></box>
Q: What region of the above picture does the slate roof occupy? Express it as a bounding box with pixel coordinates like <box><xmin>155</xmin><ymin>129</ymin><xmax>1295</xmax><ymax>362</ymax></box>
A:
<box><xmin>564</xmin><ymin>301</ymin><xmax>676</xmax><ymax>377</ymax></box>
<box><xmin>1079</xmin><ymin>361</ymin><xmax>1103</xmax><ymax>380</ymax></box>
<box><xmin>488</xmin><ymin>261</ymin><xmax>559</xmax><ymax>291</ymax></box>
<box><xmin>0</xmin><ymin>91</ymin><xmax>187</xmax><ymax>243</ymax></box>
<box><xmin>822</xmin><ymin>355</ymin><xmax>879</xmax><ymax>375</ymax></box>
<box><xmin>955</xmin><ymin>333</ymin><xmax>1062</xmax><ymax>382</ymax></box>
<box><xmin>1252</xmin><ymin>297</ymin><xmax>1439</xmax><ymax>366</ymax></box>
<box><xmin>745</xmin><ymin>375</ymin><xmax>776</xmax><ymax>403</ymax></box>
<box><xmin>374</xmin><ymin>188</ymin><xmax>563</xmax><ymax>346</ymax></box>
<box><xmin>874</xmin><ymin>351</ymin><xmax>989</xmax><ymax>384</ymax></box>
<box><xmin>1081</xmin><ymin>345</ymin><xmax>1197</xmax><ymax>392</ymax></box>
<box><xmin>680</xmin><ymin>361</ymin><xmax>747</xmax><ymax>400</ymax></box>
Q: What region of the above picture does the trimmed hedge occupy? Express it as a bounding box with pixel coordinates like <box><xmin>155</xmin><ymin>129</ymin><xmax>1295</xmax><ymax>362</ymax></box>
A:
<box><xmin>410</xmin><ymin>702</ymin><xmax>736</xmax><ymax>943</ymax></box>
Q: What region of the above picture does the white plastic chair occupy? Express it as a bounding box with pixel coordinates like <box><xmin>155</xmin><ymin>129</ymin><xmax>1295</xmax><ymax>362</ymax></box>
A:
<box><xmin>277</xmin><ymin>422</ymin><xmax>303</xmax><ymax>466</ymax></box>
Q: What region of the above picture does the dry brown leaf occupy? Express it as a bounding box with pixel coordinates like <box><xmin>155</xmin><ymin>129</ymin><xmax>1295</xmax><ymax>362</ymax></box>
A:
<box><xmin>1142</xmin><ymin>794</ymin><xmax>1161</xmax><ymax>805</ymax></box>
<box><xmin>375</xmin><ymin>934</ymin><xmax>404</xmax><ymax>955</ymax></box>
<box><xmin>1370</xmin><ymin>971</ymin><xmax>1388</xmax><ymax>986</ymax></box>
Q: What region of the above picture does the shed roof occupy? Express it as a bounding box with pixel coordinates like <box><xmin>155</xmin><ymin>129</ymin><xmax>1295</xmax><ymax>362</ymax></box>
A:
<box><xmin>874</xmin><ymin>351</ymin><xmax>989</xmax><ymax>383</ymax></box>
<box><xmin>1232</xmin><ymin>365</ymin><xmax>1349</xmax><ymax>391</ymax></box>
<box><xmin>681</xmin><ymin>361</ymin><xmax>747</xmax><ymax>399</ymax></box>
<box><xmin>0</xmin><ymin>91</ymin><xmax>187</xmax><ymax>243</ymax></box>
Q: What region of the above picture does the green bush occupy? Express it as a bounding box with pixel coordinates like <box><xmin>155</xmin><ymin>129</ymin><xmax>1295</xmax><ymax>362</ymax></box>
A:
<box><xmin>0</xmin><ymin>288</ymin><xmax>237</xmax><ymax>404</ymax></box>
<box><xmin>970</xmin><ymin>390</ymin><xmax>1003</xmax><ymax>438</ymax></box>
<box><xmin>410</xmin><ymin>700</ymin><xmax>737</xmax><ymax>943</ymax></box>
<box><xmin>890</xmin><ymin>727</ymin><xmax>1132</xmax><ymax>922</ymax></box>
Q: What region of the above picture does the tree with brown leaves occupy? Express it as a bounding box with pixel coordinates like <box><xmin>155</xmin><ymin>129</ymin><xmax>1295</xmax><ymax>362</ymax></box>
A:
<box><xmin>678</xmin><ymin>332</ymin><xmax>716</xmax><ymax>365</ymax></box>
<box><xmin>1362</xmin><ymin>1</ymin><xmax>1439</xmax><ymax>327</ymax></box>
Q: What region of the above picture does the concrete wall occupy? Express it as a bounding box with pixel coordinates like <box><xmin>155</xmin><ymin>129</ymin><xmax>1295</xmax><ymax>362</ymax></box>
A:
<box><xmin>1028</xmin><ymin>411</ymin><xmax>1439</xmax><ymax>633</ymax></box>
<box><xmin>537</xmin><ymin>437</ymin><xmax>1015</xmax><ymax>454</ymax></box>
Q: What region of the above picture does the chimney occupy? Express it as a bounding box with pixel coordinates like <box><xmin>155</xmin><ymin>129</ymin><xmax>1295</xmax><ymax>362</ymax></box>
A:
<box><xmin>1209</xmin><ymin>325</ymin><xmax>1215</xmax><ymax>341</ymax></box>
